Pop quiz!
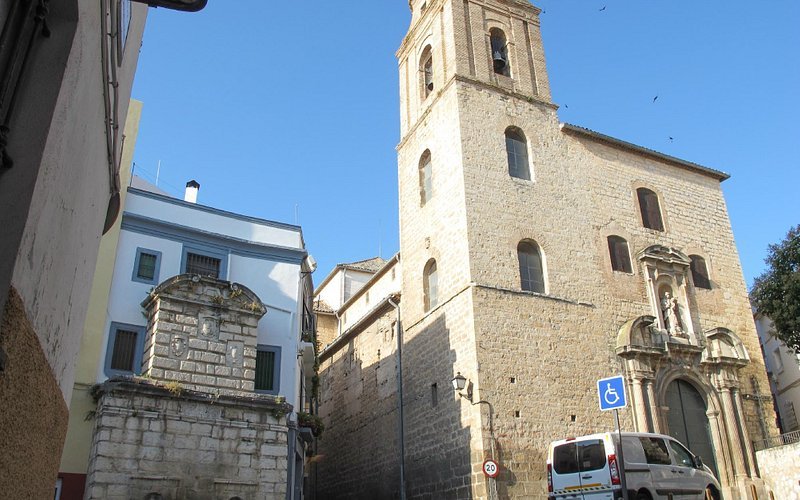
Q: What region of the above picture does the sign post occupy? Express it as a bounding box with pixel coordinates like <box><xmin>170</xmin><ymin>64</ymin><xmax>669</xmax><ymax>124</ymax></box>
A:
<box><xmin>597</xmin><ymin>375</ymin><xmax>629</xmax><ymax>500</ymax></box>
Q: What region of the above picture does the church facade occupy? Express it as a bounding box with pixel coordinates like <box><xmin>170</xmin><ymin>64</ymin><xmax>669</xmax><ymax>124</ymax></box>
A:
<box><xmin>314</xmin><ymin>1</ymin><xmax>775</xmax><ymax>498</ymax></box>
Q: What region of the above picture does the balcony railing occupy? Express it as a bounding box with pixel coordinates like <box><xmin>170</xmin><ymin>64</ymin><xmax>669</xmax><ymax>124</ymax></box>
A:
<box><xmin>753</xmin><ymin>430</ymin><xmax>800</xmax><ymax>451</ymax></box>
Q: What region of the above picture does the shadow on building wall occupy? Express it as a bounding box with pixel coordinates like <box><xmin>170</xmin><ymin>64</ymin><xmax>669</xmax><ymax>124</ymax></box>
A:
<box><xmin>314</xmin><ymin>312</ymin><xmax>474</xmax><ymax>499</ymax></box>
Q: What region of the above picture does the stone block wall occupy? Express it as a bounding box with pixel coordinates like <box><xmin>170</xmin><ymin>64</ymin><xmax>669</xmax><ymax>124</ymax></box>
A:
<box><xmin>315</xmin><ymin>309</ymin><xmax>401</xmax><ymax>499</ymax></box>
<box><xmin>316</xmin><ymin>290</ymin><xmax>482</xmax><ymax>499</ymax></box>
<box><xmin>141</xmin><ymin>275</ymin><xmax>266</xmax><ymax>395</ymax></box>
<box><xmin>756</xmin><ymin>442</ymin><xmax>800</xmax><ymax>500</ymax></box>
<box><xmin>85</xmin><ymin>379</ymin><xmax>290</xmax><ymax>500</ymax></box>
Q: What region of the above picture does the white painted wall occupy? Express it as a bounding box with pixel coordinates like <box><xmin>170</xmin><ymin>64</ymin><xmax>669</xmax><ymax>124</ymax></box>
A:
<box><xmin>125</xmin><ymin>193</ymin><xmax>302</xmax><ymax>249</ymax></box>
<box><xmin>340</xmin><ymin>260</ymin><xmax>401</xmax><ymax>332</ymax></box>
<box><xmin>317</xmin><ymin>272</ymin><xmax>344</xmax><ymax>310</ymax></box>
<box><xmin>10</xmin><ymin>2</ymin><xmax>147</xmax><ymax>401</ymax></box>
<box><xmin>756</xmin><ymin>314</ymin><xmax>800</xmax><ymax>432</ymax></box>
<box><xmin>99</xmin><ymin>189</ymin><xmax>309</xmax><ymax>411</ymax></box>
<box><xmin>316</xmin><ymin>267</ymin><xmax>377</xmax><ymax>312</ymax></box>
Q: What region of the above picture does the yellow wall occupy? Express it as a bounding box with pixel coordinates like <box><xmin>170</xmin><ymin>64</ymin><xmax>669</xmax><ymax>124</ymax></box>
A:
<box><xmin>59</xmin><ymin>99</ymin><xmax>143</xmax><ymax>474</ymax></box>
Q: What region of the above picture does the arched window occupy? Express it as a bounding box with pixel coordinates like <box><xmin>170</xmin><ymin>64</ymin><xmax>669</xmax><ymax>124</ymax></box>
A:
<box><xmin>423</xmin><ymin>259</ymin><xmax>438</xmax><ymax>311</ymax></box>
<box><xmin>636</xmin><ymin>188</ymin><xmax>664</xmax><ymax>231</ymax></box>
<box><xmin>505</xmin><ymin>127</ymin><xmax>530</xmax><ymax>180</ymax></box>
<box><xmin>419</xmin><ymin>150</ymin><xmax>432</xmax><ymax>205</ymax></box>
<box><xmin>607</xmin><ymin>236</ymin><xmax>632</xmax><ymax>273</ymax></box>
<box><xmin>518</xmin><ymin>241</ymin><xmax>545</xmax><ymax>293</ymax></box>
<box><xmin>690</xmin><ymin>255</ymin><xmax>711</xmax><ymax>289</ymax></box>
<box><xmin>420</xmin><ymin>46</ymin><xmax>434</xmax><ymax>99</ymax></box>
<box><xmin>490</xmin><ymin>28</ymin><xmax>510</xmax><ymax>76</ymax></box>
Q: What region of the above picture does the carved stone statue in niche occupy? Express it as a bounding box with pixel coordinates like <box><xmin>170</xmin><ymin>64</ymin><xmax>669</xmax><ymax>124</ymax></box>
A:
<box><xmin>661</xmin><ymin>291</ymin><xmax>686</xmax><ymax>338</ymax></box>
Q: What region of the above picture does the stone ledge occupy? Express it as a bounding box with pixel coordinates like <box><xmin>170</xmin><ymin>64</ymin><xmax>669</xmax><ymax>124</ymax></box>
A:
<box><xmin>92</xmin><ymin>377</ymin><xmax>292</xmax><ymax>414</ymax></box>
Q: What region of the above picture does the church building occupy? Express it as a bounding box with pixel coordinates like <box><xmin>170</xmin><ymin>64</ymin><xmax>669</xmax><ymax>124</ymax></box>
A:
<box><xmin>313</xmin><ymin>1</ymin><xmax>775</xmax><ymax>498</ymax></box>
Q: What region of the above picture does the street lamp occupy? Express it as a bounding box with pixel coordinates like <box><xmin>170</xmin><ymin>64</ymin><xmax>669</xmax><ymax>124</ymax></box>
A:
<box><xmin>452</xmin><ymin>372</ymin><xmax>474</xmax><ymax>401</ymax></box>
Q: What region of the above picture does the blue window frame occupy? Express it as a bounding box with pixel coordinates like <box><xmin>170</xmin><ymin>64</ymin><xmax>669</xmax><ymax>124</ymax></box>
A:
<box><xmin>255</xmin><ymin>344</ymin><xmax>281</xmax><ymax>395</ymax></box>
<box><xmin>104</xmin><ymin>322</ymin><xmax>146</xmax><ymax>377</ymax></box>
<box><xmin>181</xmin><ymin>244</ymin><xmax>228</xmax><ymax>279</ymax></box>
<box><xmin>132</xmin><ymin>248</ymin><xmax>162</xmax><ymax>284</ymax></box>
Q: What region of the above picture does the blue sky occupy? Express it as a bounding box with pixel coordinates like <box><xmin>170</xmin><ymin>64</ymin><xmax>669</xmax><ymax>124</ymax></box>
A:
<box><xmin>131</xmin><ymin>1</ymin><xmax>799</xmax><ymax>287</ymax></box>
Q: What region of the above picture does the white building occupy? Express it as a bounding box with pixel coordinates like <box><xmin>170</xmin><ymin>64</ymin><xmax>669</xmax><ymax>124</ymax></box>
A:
<box><xmin>755</xmin><ymin>312</ymin><xmax>800</xmax><ymax>433</ymax></box>
<box><xmin>314</xmin><ymin>256</ymin><xmax>401</xmax><ymax>348</ymax></box>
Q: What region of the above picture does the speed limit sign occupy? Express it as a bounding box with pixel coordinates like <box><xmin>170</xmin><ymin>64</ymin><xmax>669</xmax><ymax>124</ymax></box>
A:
<box><xmin>482</xmin><ymin>459</ymin><xmax>499</xmax><ymax>478</ymax></box>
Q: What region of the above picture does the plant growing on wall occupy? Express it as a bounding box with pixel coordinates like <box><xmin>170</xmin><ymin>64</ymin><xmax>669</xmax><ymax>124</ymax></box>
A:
<box><xmin>297</xmin><ymin>411</ymin><xmax>325</xmax><ymax>438</ymax></box>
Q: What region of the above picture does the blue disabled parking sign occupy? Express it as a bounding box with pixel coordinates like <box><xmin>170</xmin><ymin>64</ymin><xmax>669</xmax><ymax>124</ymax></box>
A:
<box><xmin>598</xmin><ymin>375</ymin><xmax>627</xmax><ymax>411</ymax></box>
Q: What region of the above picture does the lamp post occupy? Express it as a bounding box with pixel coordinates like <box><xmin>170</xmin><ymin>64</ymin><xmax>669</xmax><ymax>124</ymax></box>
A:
<box><xmin>452</xmin><ymin>372</ymin><xmax>498</xmax><ymax>500</ymax></box>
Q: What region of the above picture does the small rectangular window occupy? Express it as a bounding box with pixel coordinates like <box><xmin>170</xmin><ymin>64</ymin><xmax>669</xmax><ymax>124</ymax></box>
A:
<box><xmin>132</xmin><ymin>248</ymin><xmax>162</xmax><ymax>284</ymax></box>
<box><xmin>255</xmin><ymin>345</ymin><xmax>281</xmax><ymax>395</ymax></box>
<box><xmin>186</xmin><ymin>252</ymin><xmax>221</xmax><ymax>278</ymax></box>
<box><xmin>137</xmin><ymin>253</ymin><xmax>157</xmax><ymax>280</ymax></box>
<box><xmin>104</xmin><ymin>322</ymin><xmax>145</xmax><ymax>377</ymax></box>
<box><xmin>110</xmin><ymin>329</ymin><xmax>138</xmax><ymax>371</ymax></box>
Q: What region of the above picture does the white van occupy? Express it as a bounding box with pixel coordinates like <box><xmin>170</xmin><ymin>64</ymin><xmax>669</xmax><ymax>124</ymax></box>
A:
<box><xmin>547</xmin><ymin>432</ymin><xmax>721</xmax><ymax>500</ymax></box>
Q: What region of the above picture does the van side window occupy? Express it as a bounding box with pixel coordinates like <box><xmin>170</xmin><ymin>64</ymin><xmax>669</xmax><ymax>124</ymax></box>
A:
<box><xmin>621</xmin><ymin>436</ymin><xmax>647</xmax><ymax>464</ymax></box>
<box><xmin>640</xmin><ymin>437</ymin><xmax>671</xmax><ymax>465</ymax></box>
<box><xmin>667</xmin><ymin>439</ymin><xmax>694</xmax><ymax>467</ymax></box>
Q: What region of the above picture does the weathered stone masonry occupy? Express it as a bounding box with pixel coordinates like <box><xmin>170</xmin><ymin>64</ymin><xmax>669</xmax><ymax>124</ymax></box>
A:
<box><xmin>85</xmin><ymin>275</ymin><xmax>292</xmax><ymax>499</ymax></box>
<box><xmin>86</xmin><ymin>379</ymin><xmax>290</xmax><ymax>499</ymax></box>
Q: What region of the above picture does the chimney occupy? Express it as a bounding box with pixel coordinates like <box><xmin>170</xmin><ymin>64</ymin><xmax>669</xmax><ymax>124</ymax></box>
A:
<box><xmin>184</xmin><ymin>180</ymin><xmax>200</xmax><ymax>203</ymax></box>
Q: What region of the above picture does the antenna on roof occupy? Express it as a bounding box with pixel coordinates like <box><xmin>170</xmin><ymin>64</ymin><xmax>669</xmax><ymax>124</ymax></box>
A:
<box><xmin>156</xmin><ymin>159</ymin><xmax>161</xmax><ymax>186</ymax></box>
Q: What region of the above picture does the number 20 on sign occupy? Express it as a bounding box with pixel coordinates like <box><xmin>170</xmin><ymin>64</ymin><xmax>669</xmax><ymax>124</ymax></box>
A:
<box><xmin>483</xmin><ymin>459</ymin><xmax>499</xmax><ymax>478</ymax></box>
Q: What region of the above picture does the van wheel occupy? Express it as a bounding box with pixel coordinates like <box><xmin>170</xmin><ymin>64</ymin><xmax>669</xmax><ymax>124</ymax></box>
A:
<box><xmin>705</xmin><ymin>486</ymin><xmax>720</xmax><ymax>500</ymax></box>
<box><xmin>634</xmin><ymin>491</ymin><xmax>651</xmax><ymax>500</ymax></box>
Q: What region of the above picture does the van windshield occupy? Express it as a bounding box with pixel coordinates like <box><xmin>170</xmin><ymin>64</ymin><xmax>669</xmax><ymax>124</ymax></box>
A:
<box><xmin>553</xmin><ymin>440</ymin><xmax>606</xmax><ymax>474</ymax></box>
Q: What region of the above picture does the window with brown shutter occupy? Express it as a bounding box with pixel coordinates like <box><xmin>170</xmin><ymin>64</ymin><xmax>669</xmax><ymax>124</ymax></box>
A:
<box><xmin>607</xmin><ymin>236</ymin><xmax>633</xmax><ymax>273</ymax></box>
<box><xmin>690</xmin><ymin>255</ymin><xmax>711</xmax><ymax>289</ymax></box>
<box><xmin>637</xmin><ymin>188</ymin><xmax>664</xmax><ymax>231</ymax></box>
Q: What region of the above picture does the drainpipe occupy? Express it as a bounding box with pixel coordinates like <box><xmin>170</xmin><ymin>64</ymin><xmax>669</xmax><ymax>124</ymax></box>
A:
<box><xmin>387</xmin><ymin>295</ymin><xmax>405</xmax><ymax>500</ymax></box>
<box><xmin>334</xmin><ymin>310</ymin><xmax>342</xmax><ymax>339</ymax></box>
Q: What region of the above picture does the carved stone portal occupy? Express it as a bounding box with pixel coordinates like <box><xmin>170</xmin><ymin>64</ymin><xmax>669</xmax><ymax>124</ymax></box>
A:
<box><xmin>638</xmin><ymin>245</ymin><xmax>696</xmax><ymax>344</ymax></box>
<box><xmin>616</xmin><ymin>315</ymin><xmax>756</xmax><ymax>499</ymax></box>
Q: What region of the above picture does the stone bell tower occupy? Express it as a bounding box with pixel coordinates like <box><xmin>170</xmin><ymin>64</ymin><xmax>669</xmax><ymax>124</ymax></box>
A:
<box><xmin>394</xmin><ymin>0</ymin><xmax>774</xmax><ymax>499</ymax></box>
<box><xmin>394</xmin><ymin>0</ymin><xmax>572</xmax><ymax>498</ymax></box>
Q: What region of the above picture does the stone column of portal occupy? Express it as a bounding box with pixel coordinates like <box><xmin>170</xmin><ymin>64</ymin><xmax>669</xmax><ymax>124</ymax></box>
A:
<box><xmin>645</xmin><ymin>381</ymin><xmax>662</xmax><ymax>433</ymax></box>
<box><xmin>706</xmin><ymin>408</ymin><xmax>732</xmax><ymax>486</ymax></box>
<box><xmin>720</xmin><ymin>387</ymin><xmax>747</xmax><ymax>479</ymax></box>
<box><xmin>732</xmin><ymin>388</ymin><xmax>756</xmax><ymax>477</ymax></box>
<box><xmin>630</xmin><ymin>377</ymin><xmax>649</xmax><ymax>432</ymax></box>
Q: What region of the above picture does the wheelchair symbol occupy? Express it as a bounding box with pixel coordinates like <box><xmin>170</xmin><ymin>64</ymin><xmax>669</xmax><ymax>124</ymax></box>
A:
<box><xmin>603</xmin><ymin>383</ymin><xmax>620</xmax><ymax>405</ymax></box>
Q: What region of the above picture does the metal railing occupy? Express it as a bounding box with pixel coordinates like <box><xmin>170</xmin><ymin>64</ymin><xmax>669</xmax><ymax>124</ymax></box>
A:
<box><xmin>753</xmin><ymin>430</ymin><xmax>800</xmax><ymax>451</ymax></box>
